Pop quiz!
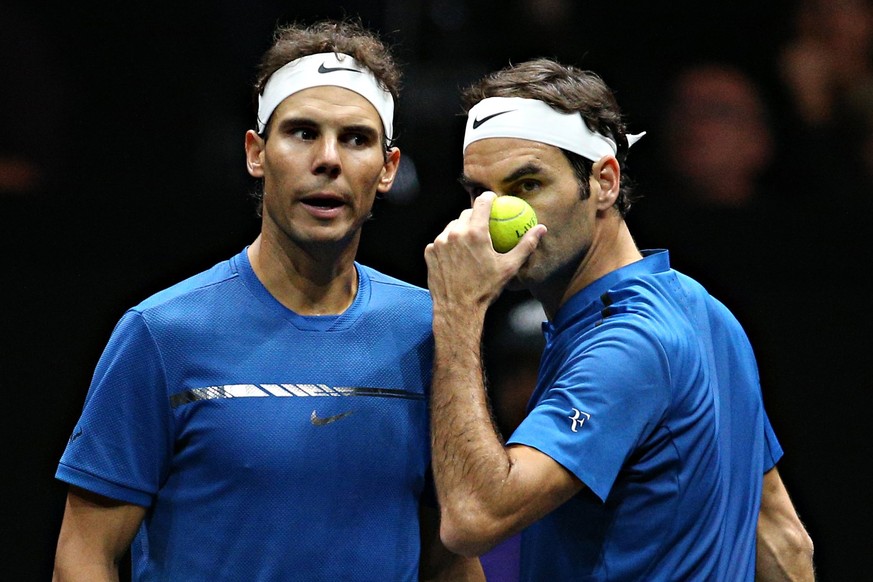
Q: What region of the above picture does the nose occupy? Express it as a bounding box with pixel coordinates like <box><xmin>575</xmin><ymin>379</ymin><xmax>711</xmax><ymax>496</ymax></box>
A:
<box><xmin>312</xmin><ymin>136</ymin><xmax>341</xmax><ymax>179</ymax></box>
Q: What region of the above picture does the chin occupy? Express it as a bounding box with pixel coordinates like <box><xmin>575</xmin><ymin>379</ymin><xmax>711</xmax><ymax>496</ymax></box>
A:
<box><xmin>509</xmin><ymin>257</ymin><xmax>550</xmax><ymax>292</ymax></box>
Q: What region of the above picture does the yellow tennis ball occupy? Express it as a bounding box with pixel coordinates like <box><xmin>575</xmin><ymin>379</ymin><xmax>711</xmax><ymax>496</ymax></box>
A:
<box><xmin>489</xmin><ymin>196</ymin><xmax>538</xmax><ymax>253</ymax></box>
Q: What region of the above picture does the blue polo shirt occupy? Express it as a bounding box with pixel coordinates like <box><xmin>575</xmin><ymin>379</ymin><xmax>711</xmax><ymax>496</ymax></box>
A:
<box><xmin>508</xmin><ymin>250</ymin><xmax>782</xmax><ymax>580</ymax></box>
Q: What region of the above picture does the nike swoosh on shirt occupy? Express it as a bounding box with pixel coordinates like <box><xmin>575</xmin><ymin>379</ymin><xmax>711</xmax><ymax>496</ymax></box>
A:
<box><xmin>310</xmin><ymin>410</ymin><xmax>354</xmax><ymax>426</ymax></box>
<box><xmin>318</xmin><ymin>63</ymin><xmax>361</xmax><ymax>74</ymax></box>
<box><xmin>472</xmin><ymin>110</ymin><xmax>515</xmax><ymax>129</ymax></box>
<box><xmin>69</xmin><ymin>427</ymin><xmax>83</xmax><ymax>443</ymax></box>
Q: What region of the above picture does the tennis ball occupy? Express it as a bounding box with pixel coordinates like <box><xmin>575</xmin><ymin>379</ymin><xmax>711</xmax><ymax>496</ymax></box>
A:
<box><xmin>489</xmin><ymin>196</ymin><xmax>538</xmax><ymax>253</ymax></box>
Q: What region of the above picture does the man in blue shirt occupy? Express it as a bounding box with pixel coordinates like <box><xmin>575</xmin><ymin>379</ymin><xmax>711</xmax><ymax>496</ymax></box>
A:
<box><xmin>425</xmin><ymin>58</ymin><xmax>814</xmax><ymax>580</ymax></box>
<box><xmin>52</xmin><ymin>19</ymin><xmax>482</xmax><ymax>581</ymax></box>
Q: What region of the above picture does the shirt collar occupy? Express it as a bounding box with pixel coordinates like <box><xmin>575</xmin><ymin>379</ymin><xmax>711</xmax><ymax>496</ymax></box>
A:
<box><xmin>550</xmin><ymin>249</ymin><xmax>671</xmax><ymax>335</ymax></box>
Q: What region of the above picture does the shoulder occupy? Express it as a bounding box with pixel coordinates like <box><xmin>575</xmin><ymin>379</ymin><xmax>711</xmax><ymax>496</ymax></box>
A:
<box><xmin>669</xmin><ymin>269</ymin><xmax>752</xmax><ymax>344</ymax></box>
<box><xmin>577</xmin><ymin>316</ymin><xmax>671</xmax><ymax>375</ymax></box>
<box><xmin>133</xmin><ymin>256</ymin><xmax>239</xmax><ymax>314</ymax></box>
<box><xmin>548</xmin><ymin>302</ymin><xmax>671</xmax><ymax>396</ymax></box>
<box><xmin>359</xmin><ymin>264</ymin><xmax>432</xmax><ymax>303</ymax></box>
<box><xmin>360</xmin><ymin>264</ymin><xmax>428</xmax><ymax>292</ymax></box>
<box><xmin>120</xmin><ymin>256</ymin><xmax>243</xmax><ymax>340</ymax></box>
<box><xmin>552</xmin><ymin>270</ymin><xmax>694</xmax><ymax>380</ymax></box>
<box><xmin>357</xmin><ymin>265</ymin><xmax>433</xmax><ymax>331</ymax></box>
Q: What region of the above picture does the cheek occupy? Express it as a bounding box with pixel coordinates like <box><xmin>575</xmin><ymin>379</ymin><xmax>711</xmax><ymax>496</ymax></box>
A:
<box><xmin>262</xmin><ymin>150</ymin><xmax>303</xmax><ymax>184</ymax></box>
<box><xmin>545</xmin><ymin>206</ymin><xmax>591</xmax><ymax>251</ymax></box>
<box><xmin>541</xmin><ymin>194</ymin><xmax>585</xmax><ymax>230</ymax></box>
<box><xmin>351</xmin><ymin>154</ymin><xmax>390</xmax><ymax>188</ymax></box>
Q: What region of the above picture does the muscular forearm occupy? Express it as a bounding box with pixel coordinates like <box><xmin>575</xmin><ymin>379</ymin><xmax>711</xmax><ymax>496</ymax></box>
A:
<box><xmin>755</xmin><ymin>517</ymin><xmax>815</xmax><ymax>581</ymax></box>
<box><xmin>430</xmin><ymin>308</ymin><xmax>514</xmax><ymax>555</ymax></box>
<box><xmin>425</xmin><ymin>192</ymin><xmax>556</xmax><ymax>555</ymax></box>
<box><xmin>430</xmin><ymin>309</ymin><xmax>580</xmax><ymax>556</ymax></box>
<box><xmin>53</xmin><ymin>560</ymin><xmax>120</xmax><ymax>582</ymax></box>
<box><xmin>53</xmin><ymin>488</ymin><xmax>143</xmax><ymax>582</ymax></box>
<box><xmin>755</xmin><ymin>469</ymin><xmax>815</xmax><ymax>581</ymax></box>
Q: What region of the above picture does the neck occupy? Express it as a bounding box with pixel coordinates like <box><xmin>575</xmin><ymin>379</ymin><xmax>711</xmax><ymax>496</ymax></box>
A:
<box><xmin>535</xmin><ymin>218</ymin><xmax>642</xmax><ymax>320</ymax></box>
<box><xmin>247</xmin><ymin>235</ymin><xmax>358</xmax><ymax>315</ymax></box>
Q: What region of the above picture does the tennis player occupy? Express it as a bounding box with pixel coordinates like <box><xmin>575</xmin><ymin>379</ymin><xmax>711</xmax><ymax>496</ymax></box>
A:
<box><xmin>53</xmin><ymin>19</ymin><xmax>482</xmax><ymax>581</ymax></box>
<box><xmin>425</xmin><ymin>57</ymin><xmax>815</xmax><ymax>581</ymax></box>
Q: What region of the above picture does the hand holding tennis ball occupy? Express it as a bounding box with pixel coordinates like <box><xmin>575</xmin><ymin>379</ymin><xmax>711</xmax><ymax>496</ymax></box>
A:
<box><xmin>489</xmin><ymin>195</ymin><xmax>538</xmax><ymax>253</ymax></box>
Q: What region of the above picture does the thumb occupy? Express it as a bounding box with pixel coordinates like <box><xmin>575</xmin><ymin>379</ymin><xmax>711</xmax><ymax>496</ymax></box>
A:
<box><xmin>507</xmin><ymin>223</ymin><xmax>547</xmax><ymax>260</ymax></box>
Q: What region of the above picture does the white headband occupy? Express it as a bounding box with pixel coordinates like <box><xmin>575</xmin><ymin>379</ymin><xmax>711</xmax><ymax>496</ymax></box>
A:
<box><xmin>463</xmin><ymin>97</ymin><xmax>645</xmax><ymax>161</ymax></box>
<box><xmin>257</xmin><ymin>52</ymin><xmax>394</xmax><ymax>140</ymax></box>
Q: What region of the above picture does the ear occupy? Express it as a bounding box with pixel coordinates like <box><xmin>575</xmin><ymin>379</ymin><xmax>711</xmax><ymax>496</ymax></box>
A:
<box><xmin>244</xmin><ymin>130</ymin><xmax>265</xmax><ymax>178</ymax></box>
<box><xmin>376</xmin><ymin>147</ymin><xmax>401</xmax><ymax>194</ymax></box>
<box><xmin>592</xmin><ymin>155</ymin><xmax>621</xmax><ymax>211</ymax></box>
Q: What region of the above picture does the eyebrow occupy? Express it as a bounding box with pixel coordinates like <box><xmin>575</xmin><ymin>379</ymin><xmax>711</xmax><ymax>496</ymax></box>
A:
<box><xmin>275</xmin><ymin>116</ymin><xmax>316</xmax><ymax>131</ymax></box>
<box><xmin>459</xmin><ymin>162</ymin><xmax>545</xmax><ymax>192</ymax></box>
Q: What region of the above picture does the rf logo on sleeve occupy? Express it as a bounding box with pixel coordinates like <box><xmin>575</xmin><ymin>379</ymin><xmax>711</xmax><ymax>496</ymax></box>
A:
<box><xmin>569</xmin><ymin>408</ymin><xmax>591</xmax><ymax>433</ymax></box>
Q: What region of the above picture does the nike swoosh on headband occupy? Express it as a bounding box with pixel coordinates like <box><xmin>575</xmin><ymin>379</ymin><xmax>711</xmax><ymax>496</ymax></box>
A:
<box><xmin>472</xmin><ymin>110</ymin><xmax>515</xmax><ymax>129</ymax></box>
<box><xmin>318</xmin><ymin>63</ymin><xmax>361</xmax><ymax>74</ymax></box>
<box><xmin>463</xmin><ymin>97</ymin><xmax>645</xmax><ymax>162</ymax></box>
<box><xmin>257</xmin><ymin>53</ymin><xmax>394</xmax><ymax>137</ymax></box>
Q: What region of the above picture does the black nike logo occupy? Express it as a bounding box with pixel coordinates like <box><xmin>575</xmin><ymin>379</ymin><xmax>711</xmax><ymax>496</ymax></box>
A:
<box><xmin>318</xmin><ymin>63</ymin><xmax>361</xmax><ymax>74</ymax></box>
<box><xmin>69</xmin><ymin>427</ymin><xmax>83</xmax><ymax>443</ymax></box>
<box><xmin>310</xmin><ymin>410</ymin><xmax>354</xmax><ymax>426</ymax></box>
<box><xmin>472</xmin><ymin>110</ymin><xmax>515</xmax><ymax>129</ymax></box>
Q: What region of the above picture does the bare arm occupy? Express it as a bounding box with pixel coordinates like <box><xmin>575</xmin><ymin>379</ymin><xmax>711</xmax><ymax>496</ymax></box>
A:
<box><xmin>425</xmin><ymin>193</ymin><xmax>576</xmax><ymax>556</ymax></box>
<box><xmin>756</xmin><ymin>468</ymin><xmax>815</xmax><ymax>582</ymax></box>
<box><xmin>419</xmin><ymin>504</ymin><xmax>485</xmax><ymax>581</ymax></box>
<box><xmin>53</xmin><ymin>486</ymin><xmax>146</xmax><ymax>582</ymax></box>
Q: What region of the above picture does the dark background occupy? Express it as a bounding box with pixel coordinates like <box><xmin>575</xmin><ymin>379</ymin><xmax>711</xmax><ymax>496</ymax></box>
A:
<box><xmin>2</xmin><ymin>1</ymin><xmax>870</xmax><ymax>580</ymax></box>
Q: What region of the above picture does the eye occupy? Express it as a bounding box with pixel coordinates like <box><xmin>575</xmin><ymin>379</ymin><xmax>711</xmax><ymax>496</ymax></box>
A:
<box><xmin>290</xmin><ymin>127</ymin><xmax>317</xmax><ymax>140</ymax></box>
<box><xmin>513</xmin><ymin>180</ymin><xmax>540</xmax><ymax>195</ymax></box>
<box><xmin>343</xmin><ymin>131</ymin><xmax>375</xmax><ymax>147</ymax></box>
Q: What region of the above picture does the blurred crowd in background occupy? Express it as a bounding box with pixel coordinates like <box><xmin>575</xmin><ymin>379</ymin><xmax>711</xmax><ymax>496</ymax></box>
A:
<box><xmin>2</xmin><ymin>1</ymin><xmax>872</xmax><ymax>580</ymax></box>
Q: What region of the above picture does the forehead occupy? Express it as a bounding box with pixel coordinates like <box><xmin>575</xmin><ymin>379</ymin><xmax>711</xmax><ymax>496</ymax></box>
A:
<box><xmin>272</xmin><ymin>86</ymin><xmax>382</xmax><ymax>129</ymax></box>
<box><xmin>463</xmin><ymin>137</ymin><xmax>570</xmax><ymax>182</ymax></box>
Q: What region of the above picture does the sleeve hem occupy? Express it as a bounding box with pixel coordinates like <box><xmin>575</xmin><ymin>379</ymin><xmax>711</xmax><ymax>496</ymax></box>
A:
<box><xmin>55</xmin><ymin>463</ymin><xmax>154</xmax><ymax>507</ymax></box>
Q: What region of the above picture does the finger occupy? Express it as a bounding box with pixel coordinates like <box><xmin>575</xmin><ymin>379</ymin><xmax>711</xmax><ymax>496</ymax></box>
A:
<box><xmin>471</xmin><ymin>190</ymin><xmax>497</xmax><ymax>225</ymax></box>
<box><xmin>507</xmin><ymin>223</ymin><xmax>548</xmax><ymax>259</ymax></box>
<box><xmin>433</xmin><ymin>218</ymin><xmax>460</xmax><ymax>243</ymax></box>
<box><xmin>456</xmin><ymin>207</ymin><xmax>474</xmax><ymax>225</ymax></box>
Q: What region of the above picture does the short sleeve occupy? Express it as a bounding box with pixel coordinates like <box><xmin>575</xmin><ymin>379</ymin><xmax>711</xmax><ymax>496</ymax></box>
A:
<box><xmin>508</xmin><ymin>325</ymin><xmax>670</xmax><ymax>501</ymax></box>
<box><xmin>761</xmin><ymin>406</ymin><xmax>784</xmax><ymax>473</ymax></box>
<box><xmin>56</xmin><ymin>310</ymin><xmax>173</xmax><ymax>506</ymax></box>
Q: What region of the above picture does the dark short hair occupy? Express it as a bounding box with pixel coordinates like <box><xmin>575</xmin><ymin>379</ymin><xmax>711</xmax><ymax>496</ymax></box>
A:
<box><xmin>253</xmin><ymin>18</ymin><xmax>401</xmax><ymax>146</ymax></box>
<box><xmin>462</xmin><ymin>58</ymin><xmax>638</xmax><ymax>216</ymax></box>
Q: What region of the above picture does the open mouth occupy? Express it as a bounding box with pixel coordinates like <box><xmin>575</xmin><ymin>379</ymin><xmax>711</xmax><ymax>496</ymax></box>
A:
<box><xmin>303</xmin><ymin>196</ymin><xmax>344</xmax><ymax>209</ymax></box>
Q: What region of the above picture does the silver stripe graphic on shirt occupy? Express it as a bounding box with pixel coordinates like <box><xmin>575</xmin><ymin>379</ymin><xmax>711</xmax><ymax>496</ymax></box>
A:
<box><xmin>169</xmin><ymin>383</ymin><xmax>425</xmax><ymax>408</ymax></box>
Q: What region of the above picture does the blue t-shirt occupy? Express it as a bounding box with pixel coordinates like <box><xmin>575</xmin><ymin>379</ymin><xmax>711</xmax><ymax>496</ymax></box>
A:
<box><xmin>57</xmin><ymin>248</ymin><xmax>435</xmax><ymax>581</ymax></box>
<box><xmin>508</xmin><ymin>250</ymin><xmax>782</xmax><ymax>581</ymax></box>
